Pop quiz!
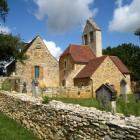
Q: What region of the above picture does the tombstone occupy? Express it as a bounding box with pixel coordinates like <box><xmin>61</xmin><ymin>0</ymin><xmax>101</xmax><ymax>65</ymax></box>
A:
<box><xmin>120</xmin><ymin>80</ymin><xmax>128</xmax><ymax>102</ymax></box>
<box><xmin>96</xmin><ymin>83</ymin><xmax>117</xmax><ymax>113</ymax></box>
<box><xmin>32</xmin><ymin>79</ymin><xmax>39</xmax><ymax>97</ymax></box>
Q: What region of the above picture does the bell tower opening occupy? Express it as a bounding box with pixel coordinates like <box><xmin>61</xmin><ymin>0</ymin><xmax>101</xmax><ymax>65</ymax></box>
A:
<box><xmin>90</xmin><ymin>31</ymin><xmax>93</xmax><ymax>42</ymax></box>
<box><xmin>84</xmin><ymin>34</ymin><xmax>88</xmax><ymax>45</ymax></box>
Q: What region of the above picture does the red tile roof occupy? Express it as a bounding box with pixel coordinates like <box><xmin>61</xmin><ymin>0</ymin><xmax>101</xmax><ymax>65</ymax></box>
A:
<box><xmin>75</xmin><ymin>56</ymin><xmax>107</xmax><ymax>78</ymax></box>
<box><xmin>60</xmin><ymin>44</ymin><xmax>96</xmax><ymax>63</ymax></box>
<box><xmin>109</xmin><ymin>56</ymin><xmax>130</xmax><ymax>74</ymax></box>
<box><xmin>75</xmin><ymin>55</ymin><xmax>130</xmax><ymax>79</ymax></box>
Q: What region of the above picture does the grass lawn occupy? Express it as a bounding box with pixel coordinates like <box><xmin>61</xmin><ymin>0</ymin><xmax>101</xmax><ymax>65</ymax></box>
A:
<box><xmin>0</xmin><ymin>113</ymin><xmax>40</xmax><ymax>140</ymax></box>
<box><xmin>50</xmin><ymin>97</ymin><xmax>100</xmax><ymax>108</ymax></box>
<box><xmin>43</xmin><ymin>95</ymin><xmax>140</xmax><ymax>116</ymax></box>
<box><xmin>117</xmin><ymin>95</ymin><xmax>140</xmax><ymax>116</ymax></box>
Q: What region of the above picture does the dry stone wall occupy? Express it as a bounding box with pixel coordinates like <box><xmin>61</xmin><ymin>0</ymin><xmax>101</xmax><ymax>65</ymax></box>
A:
<box><xmin>0</xmin><ymin>91</ymin><xmax>140</xmax><ymax>140</ymax></box>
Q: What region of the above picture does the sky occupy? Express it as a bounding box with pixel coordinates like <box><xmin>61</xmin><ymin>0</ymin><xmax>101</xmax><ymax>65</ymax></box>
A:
<box><xmin>0</xmin><ymin>0</ymin><xmax>140</xmax><ymax>59</ymax></box>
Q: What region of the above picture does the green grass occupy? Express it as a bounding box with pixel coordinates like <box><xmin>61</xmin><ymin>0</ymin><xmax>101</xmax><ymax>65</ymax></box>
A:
<box><xmin>43</xmin><ymin>97</ymin><xmax>101</xmax><ymax>109</ymax></box>
<box><xmin>51</xmin><ymin>97</ymin><xmax>100</xmax><ymax>108</ymax></box>
<box><xmin>117</xmin><ymin>95</ymin><xmax>140</xmax><ymax>116</ymax></box>
<box><xmin>0</xmin><ymin>113</ymin><xmax>40</xmax><ymax>140</ymax></box>
<box><xmin>44</xmin><ymin>95</ymin><xmax>140</xmax><ymax>116</ymax></box>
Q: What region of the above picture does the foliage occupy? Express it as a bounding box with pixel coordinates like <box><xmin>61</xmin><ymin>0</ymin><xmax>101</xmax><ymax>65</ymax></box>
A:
<box><xmin>117</xmin><ymin>94</ymin><xmax>140</xmax><ymax>116</ymax></box>
<box><xmin>0</xmin><ymin>0</ymin><xmax>9</xmax><ymax>22</ymax></box>
<box><xmin>1</xmin><ymin>79</ymin><xmax>11</xmax><ymax>91</ymax></box>
<box><xmin>0</xmin><ymin>113</ymin><xmax>40</xmax><ymax>140</ymax></box>
<box><xmin>134</xmin><ymin>28</ymin><xmax>140</xmax><ymax>39</ymax></box>
<box><xmin>42</xmin><ymin>96</ymin><xmax>50</xmax><ymax>104</ymax></box>
<box><xmin>0</xmin><ymin>34</ymin><xmax>26</xmax><ymax>61</ymax></box>
<box><xmin>103</xmin><ymin>43</ymin><xmax>140</xmax><ymax>81</ymax></box>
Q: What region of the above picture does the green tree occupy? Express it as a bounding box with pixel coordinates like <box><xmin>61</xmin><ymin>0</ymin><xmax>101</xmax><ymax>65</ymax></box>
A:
<box><xmin>0</xmin><ymin>34</ymin><xmax>26</xmax><ymax>61</ymax></box>
<box><xmin>0</xmin><ymin>0</ymin><xmax>9</xmax><ymax>22</ymax></box>
<box><xmin>103</xmin><ymin>43</ymin><xmax>140</xmax><ymax>81</ymax></box>
<box><xmin>134</xmin><ymin>28</ymin><xmax>140</xmax><ymax>40</ymax></box>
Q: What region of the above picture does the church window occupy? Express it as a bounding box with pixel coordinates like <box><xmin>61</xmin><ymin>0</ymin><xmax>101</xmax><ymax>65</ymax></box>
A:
<box><xmin>90</xmin><ymin>31</ymin><xmax>93</xmax><ymax>42</ymax></box>
<box><xmin>84</xmin><ymin>34</ymin><xmax>88</xmax><ymax>45</ymax></box>
<box><xmin>36</xmin><ymin>44</ymin><xmax>41</xmax><ymax>49</ymax></box>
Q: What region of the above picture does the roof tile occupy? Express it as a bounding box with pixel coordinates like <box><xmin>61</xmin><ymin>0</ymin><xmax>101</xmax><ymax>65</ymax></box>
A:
<box><xmin>109</xmin><ymin>56</ymin><xmax>130</xmax><ymax>74</ymax></box>
<box><xmin>60</xmin><ymin>44</ymin><xmax>96</xmax><ymax>63</ymax></box>
<box><xmin>75</xmin><ymin>56</ymin><xmax>107</xmax><ymax>78</ymax></box>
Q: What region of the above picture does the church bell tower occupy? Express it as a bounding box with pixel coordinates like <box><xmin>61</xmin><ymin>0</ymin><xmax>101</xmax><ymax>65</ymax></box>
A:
<box><xmin>82</xmin><ymin>18</ymin><xmax>102</xmax><ymax>57</ymax></box>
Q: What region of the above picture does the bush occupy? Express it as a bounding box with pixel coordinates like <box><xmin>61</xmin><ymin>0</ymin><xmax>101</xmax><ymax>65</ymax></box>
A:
<box><xmin>1</xmin><ymin>80</ymin><xmax>11</xmax><ymax>91</ymax></box>
<box><xmin>42</xmin><ymin>96</ymin><xmax>50</xmax><ymax>104</ymax></box>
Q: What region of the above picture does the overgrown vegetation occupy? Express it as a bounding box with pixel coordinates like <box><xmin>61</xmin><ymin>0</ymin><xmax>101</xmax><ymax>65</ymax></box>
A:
<box><xmin>1</xmin><ymin>79</ymin><xmax>11</xmax><ymax>91</ymax></box>
<box><xmin>0</xmin><ymin>34</ymin><xmax>27</xmax><ymax>62</ymax></box>
<box><xmin>0</xmin><ymin>113</ymin><xmax>40</xmax><ymax>140</ymax></box>
<box><xmin>117</xmin><ymin>95</ymin><xmax>140</xmax><ymax>116</ymax></box>
<box><xmin>42</xmin><ymin>96</ymin><xmax>50</xmax><ymax>104</ymax></box>
<box><xmin>43</xmin><ymin>95</ymin><xmax>140</xmax><ymax>116</ymax></box>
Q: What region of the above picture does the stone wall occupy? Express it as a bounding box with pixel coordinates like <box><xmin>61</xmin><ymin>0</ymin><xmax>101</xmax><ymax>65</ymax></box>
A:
<box><xmin>0</xmin><ymin>91</ymin><xmax>140</xmax><ymax>140</ymax></box>
<box><xmin>44</xmin><ymin>86</ymin><xmax>92</xmax><ymax>98</ymax></box>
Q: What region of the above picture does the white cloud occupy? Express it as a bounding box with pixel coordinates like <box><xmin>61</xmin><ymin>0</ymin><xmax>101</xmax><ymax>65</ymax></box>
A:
<box><xmin>109</xmin><ymin>0</ymin><xmax>140</xmax><ymax>32</ymax></box>
<box><xmin>43</xmin><ymin>39</ymin><xmax>62</xmax><ymax>60</ymax></box>
<box><xmin>33</xmin><ymin>0</ymin><xmax>96</xmax><ymax>33</ymax></box>
<box><xmin>0</xmin><ymin>25</ymin><xmax>11</xmax><ymax>34</ymax></box>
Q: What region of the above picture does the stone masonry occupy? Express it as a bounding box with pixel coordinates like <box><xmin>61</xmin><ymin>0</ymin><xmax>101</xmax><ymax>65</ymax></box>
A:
<box><xmin>16</xmin><ymin>36</ymin><xmax>59</xmax><ymax>92</ymax></box>
<box><xmin>91</xmin><ymin>56</ymin><xmax>131</xmax><ymax>97</ymax></box>
<box><xmin>0</xmin><ymin>91</ymin><xmax>140</xmax><ymax>140</ymax></box>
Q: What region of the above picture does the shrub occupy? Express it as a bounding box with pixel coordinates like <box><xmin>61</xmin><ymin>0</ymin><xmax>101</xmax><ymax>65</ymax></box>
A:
<box><xmin>42</xmin><ymin>96</ymin><xmax>50</xmax><ymax>104</ymax></box>
<box><xmin>1</xmin><ymin>80</ymin><xmax>11</xmax><ymax>91</ymax></box>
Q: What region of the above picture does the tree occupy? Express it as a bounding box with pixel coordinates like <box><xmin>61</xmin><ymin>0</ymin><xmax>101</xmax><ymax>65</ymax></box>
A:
<box><xmin>103</xmin><ymin>43</ymin><xmax>140</xmax><ymax>81</ymax></box>
<box><xmin>0</xmin><ymin>34</ymin><xmax>26</xmax><ymax>61</ymax></box>
<box><xmin>134</xmin><ymin>28</ymin><xmax>140</xmax><ymax>40</ymax></box>
<box><xmin>0</xmin><ymin>0</ymin><xmax>9</xmax><ymax>22</ymax></box>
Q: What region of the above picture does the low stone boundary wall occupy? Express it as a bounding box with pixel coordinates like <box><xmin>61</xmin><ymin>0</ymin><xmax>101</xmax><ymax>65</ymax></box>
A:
<box><xmin>0</xmin><ymin>91</ymin><xmax>140</xmax><ymax>140</ymax></box>
<box><xmin>44</xmin><ymin>86</ymin><xmax>92</xmax><ymax>98</ymax></box>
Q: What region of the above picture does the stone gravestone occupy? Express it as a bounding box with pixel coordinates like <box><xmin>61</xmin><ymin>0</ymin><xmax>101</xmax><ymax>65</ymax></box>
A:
<box><xmin>32</xmin><ymin>79</ymin><xmax>39</xmax><ymax>97</ymax></box>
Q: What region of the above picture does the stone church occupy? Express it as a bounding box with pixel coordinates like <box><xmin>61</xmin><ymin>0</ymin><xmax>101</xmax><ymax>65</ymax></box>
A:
<box><xmin>16</xmin><ymin>36</ymin><xmax>59</xmax><ymax>91</ymax></box>
<box><xmin>59</xmin><ymin>18</ymin><xmax>131</xmax><ymax>97</ymax></box>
